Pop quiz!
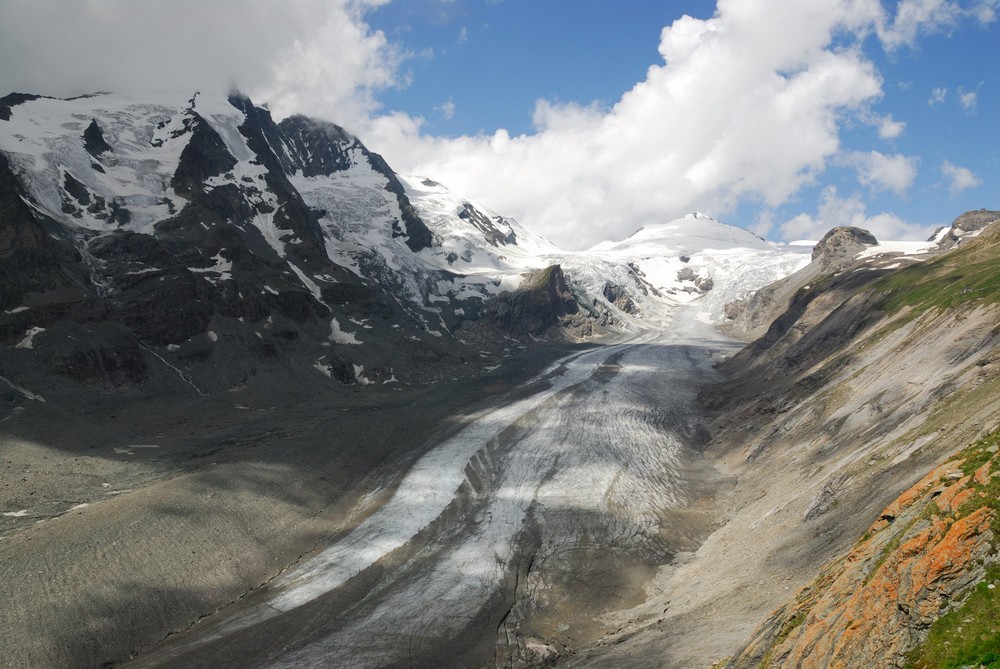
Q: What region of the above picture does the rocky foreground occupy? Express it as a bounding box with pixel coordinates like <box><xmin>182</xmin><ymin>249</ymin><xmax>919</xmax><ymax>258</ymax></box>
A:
<box><xmin>732</xmin><ymin>429</ymin><xmax>1000</xmax><ymax>668</ymax></box>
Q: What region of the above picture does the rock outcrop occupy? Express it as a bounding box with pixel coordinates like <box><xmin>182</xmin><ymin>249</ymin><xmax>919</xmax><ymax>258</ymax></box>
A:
<box><xmin>482</xmin><ymin>264</ymin><xmax>583</xmax><ymax>338</ymax></box>
<box><xmin>730</xmin><ymin>429</ymin><xmax>1000</xmax><ymax>668</ymax></box>
<box><xmin>934</xmin><ymin>208</ymin><xmax>1000</xmax><ymax>250</ymax></box>
<box><xmin>811</xmin><ymin>225</ymin><xmax>878</xmax><ymax>269</ymax></box>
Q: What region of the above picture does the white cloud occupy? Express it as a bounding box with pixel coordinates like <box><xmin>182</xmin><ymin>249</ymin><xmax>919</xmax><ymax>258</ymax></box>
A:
<box><xmin>860</xmin><ymin>109</ymin><xmax>907</xmax><ymax>139</ymax></box>
<box><xmin>928</xmin><ymin>86</ymin><xmax>948</xmax><ymax>106</ymax></box>
<box><xmin>876</xmin><ymin>0</ymin><xmax>999</xmax><ymax>50</ymax></box>
<box><xmin>0</xmin><ymin>0</ymin><xmax>992</xmax><ymax>250</ymax></box>
<box><xmin>878</xmin><ymin>0</ymin><xmax>962</xmax><ymax>49</ymax></box>
<box><xmin>364</xmin><ymin>0</ymin><xmax>889</xmax><ymax>249</ymax></box>
<box><xmin>876</xmin><ymin>114</ymin><xmax>907</xmax><ymax>139</ymax></box>
<box><xmin>437</xmin><ymin>97</ymin><xmax>456</xmax><ymax>120</ymax></box>
<box><xmin>959</xmin><ymin>89</ymin><xmax>978</xmax><ymax>112</ymax></box>
<box><xmin>972</xmin><ymin>1</ymin><xmax>999</xmax><ymax>22</ymax></box>
<box><xmin>0</xmin><ymin>0</ymin><xmax>399</xmax><ymax>132</ymax></box>
<box><xmin>780</xmin><ymin>186</ymin><xmax>935</xmax><ymax>241</ymax></box>
<box><xmin>846</xmin><ymin>151</ymin><xmax>919</xmax><ymax>194</ymax></box>
<box><xmin>941</xmin><ymin>160</ymin><xmax>982</xmax><ymax>194</ymax></box>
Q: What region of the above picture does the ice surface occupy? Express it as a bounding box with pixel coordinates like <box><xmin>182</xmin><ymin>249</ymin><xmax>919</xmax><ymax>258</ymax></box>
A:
<box><xmin>0</xmin><ymin>93</ymin><xmax>198</xmax><ymax>234</ymax></box>
<box><xmin>260</xmin><ymin>309</ymin><xmax>734</xmax><ymax>668</ymax></box>
<box><xmin>857</xmin><ymin>239</ymin><xmax>937</xmax><ymax>258</ymax></box>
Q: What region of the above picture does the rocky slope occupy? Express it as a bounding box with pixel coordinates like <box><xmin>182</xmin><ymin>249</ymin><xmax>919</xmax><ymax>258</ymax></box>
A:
<box><xmin>725</xmin><ymin>212</ymin><xmax>1000</xmax><ymax>667</ymax></box>
<box><xmin>557</xmin><ymin>211</ymin><xmax>1000</xmax><ymax>669</ymax></box>
<box><xmin>730</xmin><ymin>428</ymin><xmax>1000</xmax><ymax>668</ymax></box>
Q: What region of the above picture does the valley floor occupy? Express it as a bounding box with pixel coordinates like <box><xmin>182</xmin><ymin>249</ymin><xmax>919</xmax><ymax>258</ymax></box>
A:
<box><xmin>121</xmin><ymin>307</ymin><xmax>744</xmax><ymax>668</ymax></box>
<box><xmin>4</xmin><ymin>307</ymin><xmax>771</xmax><ymax>669</ymax></box>
<box><xmin>0</xmin><ymin>340</ymin><xmax>583</xmax><ymax>668</ymax></box>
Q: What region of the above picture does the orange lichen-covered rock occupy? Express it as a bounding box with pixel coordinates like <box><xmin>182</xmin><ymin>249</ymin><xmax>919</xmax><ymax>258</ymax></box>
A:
<box><xmin>948</xmin><ymin>486</ymin><xmax>977</xmax><ymax>514</ymax></box>
<box><xmin>728</xmin><ymin>448</ymin><xmax>997</xmax><ymax>669</ymax></box>
<box><xmin>877</xmin><ymin>460</ymin><xmax>963</xmax><ymax>525</ymax></box>
<box><xmin>975</xmin><ymin>461</ymin><xmax>993</xmax><ymax>486</ymax></box>
<box><xmin>934</xmin><ymin>475</ymin><xmax>972</xmax><ymax>513</ymax></box>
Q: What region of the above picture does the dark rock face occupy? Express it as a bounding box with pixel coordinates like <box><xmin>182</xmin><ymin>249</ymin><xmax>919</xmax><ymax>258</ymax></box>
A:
<box><xmin>676</xmin><ymin>266</ymin><xmax>714</xmax><ymax>292</ymax></box>
<box><xmin>82</xmin><ymin>119</ymin><xmax>112</xmax><ymax>157</ymax></box>
<box><xmin>230</xmin><ymin>102</ymin><xmax>334</xmax><ymax>275</ymax></box>
<box><xmin>364</xmin><ymin>149</ymin><xmax>434</xmax><ymax>252</ymax></box>
<box><xmin>33</xmin><ymin>321</ymin><xmax>148</xmax><ymax>387</ymax></box>
<box><xmin>484</xmin><ymin>265</ymin><xmax>579</xmax><ymax>337</ymax></box>
<box><xmin>276</xmin><ymin>114</ymin><xmax>359</xmax><ymax>177</ymax></box>
<box><xmin>602</xmin><ymin>282</ymin><xmax>639</xmax><ymax>314</ymax></box>
<box><xmin>811</xmin><ymin>226</ymin><xmax>878</xmax><ymax>267</ymax></box>
<box><xmin>0</xmin><ymin>92</ymin><xmax>43</xmax><ymax>121</ymax></box>
<box><xmin>458</xmin><ymin>203</ymin><xmax>517</xmax><ymax>247</ymax></box>
<box><xmin>0</xmin><ymin>152</ymin><xmax>92</xmax><ymax>313</ymax></box>
<box><xmin>170</xmin><ymin>114</ymin><xmax>238</xmax><ymax>198</ymax></box>
<box><xmin>276</xmin><ymin>113</ymin><xmax>434</xmax><ymax>253</ymax></box>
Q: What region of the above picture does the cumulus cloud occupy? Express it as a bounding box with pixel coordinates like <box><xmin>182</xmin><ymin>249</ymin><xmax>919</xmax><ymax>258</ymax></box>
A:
<box><xmin>928</xmin><ymin>86</ymin><xmax>948</xmax><ymax>106</ymax></box>
<box><xmin>941</xmin><ymin>160</ymin><xmax>982</xmax><ymax>194</ymax></box>
<box><xmin>876</xmin><ymin>114</ymin><xmax>907</xmax><ymax>139</ymax></box>
<box><xmin>0</xmin><ymin>0</ymin><xmax>992</xmax><ymax>249</ymax></box>
<box><xmin>356</xmin><ymin>0</ymin><xmax>993</xmax><ymax>248</ymax></box>
<box><xmin>780</xmin><ymin>186</ymin><xmax>935</xmax><ymax>241</ymax></box>
<box><xmin>364</xmin><ymin>0</ymin><xmax>892</xmax><ymax>248</ymax></box>
<box><xmin>959</xmin><ymin>89</ymin><xmax>978</xmax><ymax>112</ymax></box>
<box><xmin>846</xmin><ymin>151</ymin><xmax>919</xmax><ymax>194</ymax></box>
<box><xmin>876</xmin><ymin>0</ymin><xmax>999</xmax><ymax>50</ymax></box>
<box><xmin>0</xmin><ymin>0</ymin><xmax>400</xmax><ymax>131</ymax></box>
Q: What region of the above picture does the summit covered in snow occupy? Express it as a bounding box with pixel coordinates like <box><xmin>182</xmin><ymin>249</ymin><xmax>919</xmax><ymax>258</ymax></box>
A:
<box><xmin>0</xmin><ymin>90</ymin><xmax>808</xmax><ymax>394</ymax></box>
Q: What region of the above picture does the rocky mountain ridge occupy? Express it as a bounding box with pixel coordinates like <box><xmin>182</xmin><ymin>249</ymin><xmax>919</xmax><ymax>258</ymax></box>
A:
<box><xmin>0</xmin><ymin>90</ymin><xmax>803</xmax><ymax>409</ymax></box>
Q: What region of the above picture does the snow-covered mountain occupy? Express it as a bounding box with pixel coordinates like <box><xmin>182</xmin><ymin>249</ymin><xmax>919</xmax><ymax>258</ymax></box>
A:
<box><xmin>0</xmin><ymin>90</ymin><xmax>806</xmax><ymax>398</ymax></box>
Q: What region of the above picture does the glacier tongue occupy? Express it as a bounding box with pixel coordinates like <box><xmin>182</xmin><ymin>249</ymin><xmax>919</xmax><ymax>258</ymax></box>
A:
<box><xmin>158</xmin><ymin>306</ymin><xmax>740</xmax><ymax>668</ymax></box>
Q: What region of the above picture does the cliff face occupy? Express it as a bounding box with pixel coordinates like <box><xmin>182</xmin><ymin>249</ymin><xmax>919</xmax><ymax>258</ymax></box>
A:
<box><xmin>479</xmin><ymin>264</ymin><xmax>611</xmax><ymax>340</ymax></box>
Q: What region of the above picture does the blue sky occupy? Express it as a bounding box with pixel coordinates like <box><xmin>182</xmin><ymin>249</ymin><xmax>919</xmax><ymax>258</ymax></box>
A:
<box><xmin>368</xmin><ymin>1</ymin><xmax>719</xmax><ymax>137</ymax></box>
<box><xmin>360</xmin><ymin>0</ymin><xmax>998</xmax><ymax>246</ymax></box>
<box><xmin>0</xmin><ymin>0</ymin><xmax>996</xmax><ymax>249</ymax></box>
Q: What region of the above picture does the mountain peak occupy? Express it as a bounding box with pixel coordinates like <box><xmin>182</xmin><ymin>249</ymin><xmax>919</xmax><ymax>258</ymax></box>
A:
<box><xmin>595</xmin><ymin>214</ymin><xmax>773</xmax><ymax>255</ymax></box>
